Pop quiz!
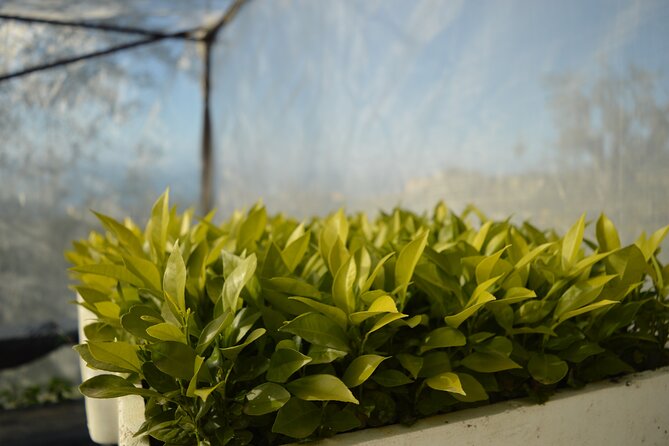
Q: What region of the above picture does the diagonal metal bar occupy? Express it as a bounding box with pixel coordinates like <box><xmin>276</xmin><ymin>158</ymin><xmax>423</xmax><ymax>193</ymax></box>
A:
<box><xmin>0</xmin><ymin>13</ymin><xmax>201</xmax><ymax>40</ymax></box>
<box><xmin>0</xmin><ymin>28</ymin><xmax>197</xmax><ymax>82</ymax></box>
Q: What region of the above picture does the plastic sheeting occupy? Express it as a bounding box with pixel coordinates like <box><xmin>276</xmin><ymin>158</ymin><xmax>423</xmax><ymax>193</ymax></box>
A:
<box><xmin>0</xmin><ymin>0</ymin><xmax>232</xmax><ymax>33</ymax></box>
<box><xmin>213</xmin><ymin>0</ymin><xmax>669</xmax><ymax>244</ymax></box>
<box><xmin>0</xmin><ymin>35</ymin><xmax>202</xmax><ymax>337</ymax></box>
<box><xmin>0</xmin><ymin>0</ymin><xmax>668</xmax><ymax>383</ymax></box>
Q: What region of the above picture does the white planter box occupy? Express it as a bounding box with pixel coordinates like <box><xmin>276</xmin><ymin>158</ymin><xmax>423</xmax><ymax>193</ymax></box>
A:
<box><xmin>79</xmin><ymin>304</ymin><xmax>669</xmax><ymax>446</ymax></box>
<box><xmin>107</xmin><ymin>366</ymin><xmax>669</xmax><ymax>446</ymax></box>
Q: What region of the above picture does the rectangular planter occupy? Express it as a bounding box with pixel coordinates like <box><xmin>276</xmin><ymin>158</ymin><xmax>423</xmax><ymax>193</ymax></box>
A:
<box><xmin>79</xmin><ymin>301</ymin><xmax>669</xmax><ymax>445</ymax></box>
<box><xmin>107</xmin><ymin>366</ymin><xmax>669</xmax><ymax>446</ymax></box>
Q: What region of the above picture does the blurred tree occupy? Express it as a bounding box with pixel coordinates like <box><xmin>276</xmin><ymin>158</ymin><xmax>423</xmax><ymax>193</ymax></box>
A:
<box><xmin>547</xmin><ymin>66</ymin><xmax>669</xmax><ymax>177</ymax></box>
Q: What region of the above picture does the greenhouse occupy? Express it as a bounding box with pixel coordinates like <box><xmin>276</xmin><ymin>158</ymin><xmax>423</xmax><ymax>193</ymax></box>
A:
<box><xmin>1</xmin><ymin>1</ymin><xmax>668</xmax><ymax>445</ymax></box>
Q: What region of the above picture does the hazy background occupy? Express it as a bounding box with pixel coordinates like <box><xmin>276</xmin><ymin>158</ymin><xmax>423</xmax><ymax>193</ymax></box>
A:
<box><xmin>1</xmin><ymin>0</ymin><xmax>668</xmax><ymax>393</ymax></box>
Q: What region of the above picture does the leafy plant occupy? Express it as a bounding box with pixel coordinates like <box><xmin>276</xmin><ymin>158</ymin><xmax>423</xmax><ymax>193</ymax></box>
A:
<box><xmin>0</xmin><ymin>377</ymin><xmax>80</xmax><ymax>409</ymax></box>
<box><xmin>68</xmin><ymin>190</ymin><xmax>669</xmax><ymax>445</ymax></box>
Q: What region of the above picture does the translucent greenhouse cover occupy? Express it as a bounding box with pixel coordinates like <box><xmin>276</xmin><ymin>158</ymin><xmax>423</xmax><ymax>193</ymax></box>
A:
<box><xmin>1</xmin><ymin>0</ymin><xmax>669</xmax><ymax>387</ymax></box>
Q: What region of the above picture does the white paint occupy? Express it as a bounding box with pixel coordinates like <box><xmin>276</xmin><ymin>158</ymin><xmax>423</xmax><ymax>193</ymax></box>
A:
<box><xmin>118</xmin><ymin>395</ymin><xmax>148</xmax><ymax>446</ymax></box>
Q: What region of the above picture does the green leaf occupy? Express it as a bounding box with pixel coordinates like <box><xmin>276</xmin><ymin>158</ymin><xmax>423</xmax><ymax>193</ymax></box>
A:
<box><xmin>267</xmin><ymin>348</ymin><xmax>312</xmax><ymax>383</ymax></box>
<box><xmin>222</xmin><ymin>254</ymin><xmax>257</xmax><ymax>313</ymax></box>
<box><xmin>452</xmin><ymin>373</ymin><xmax>488</xmax><ymax>402</ymax></box>
<box><xmin>332</xmin><ymin>256</ymin><xmax>357</xmax><ymax>314</ymax></box>
<box><xmin>319</xmin><ymin>209</ymin><xmax>349</xmax><ymax>274</ymax></box>
<box><xmin>368</xmin><ymin>312</ymin><xmax>408</xmax><ymax>335</ymax></box>
<box><xmin>244</xmin><ymin>383</ymin><xmax>290</xmax><ymax>415</ymax></box>
<box><xmin>120</xmin><ymin>305</ymin><xmax>163</xmax><ymax>342</ymax></box>
<box><xmin>486</xmin><ymin>287</ymin><xmax>536</xmax><ymax>308</ymax></box>
<box><xmin>94</xmin><ymin>302</ymin><xmax>120</xmax><ymax>320</ymax></box>
<box><xmin>88</xmin><ymin>341</ymin><xmax>141</xmax><ymax>373</ymax></box>
<box><xmin>475</xmin><ymin>246</ymin><xmax>509</xmax><ymax>284</ymax></box>
<box><xmin>444</xmin><ymin>291</ymin><xmax>495</xmax><ymax>328</ymax></box>
<box><xmin>557</xmin><ymin>300</ymin><xmax>618</xmax><ymax>324</ymax></box>
<box><xmin>396</xmin><ymin>353</ymin><xmax>423</xmax><ymax>379</ymax></box>
<box><xmin>142</xmin><ymin>362</ymin><xmax>179</xmax><ymax>393</ymax></box>
<box><xmin>515</xmin><ymin>243</ymin><xmax>553</xmax><ymax>269</ymax></box>
<box><xmin>163</xmin><ymin>242</ymin><xmax>187</xmax><ymax>316</ymax></box>
<box><xmin>307</xmin><ymin>345</ymin><xmax>349</xmax><ymax>365</ymax></box>
<box><xmin>528</xmin><ymin>353</ymin><xmax>568</xmax><ymax>385</ymax></box>
<box><xmin>280</xmin><ymin>313</ymin><xmax>350</xmax><ymax>352</ymax></box>
<box><xmin>148</xmin><ymin>189</ymin><xmax>169</xmax><ymax>260</ymax></box>
<box><xmin>329</xmin><ymin>238</ymin><xmax>351</xmax><ymax>280</ymax></box>
<box><xmin>636</xmin><ymin>225</ymin><xmax>669</xmax><ymax>261</ymax></box>
<box><xmin>83</xmin><ymin>322</ymin><xmax>116</xmax><ymax>342</ymax></box>
<box><xmin>193</xmin><ymin>381</ymin><xmax>225</xmax><ymax>403</ymax></box>
<box><xmin>349</xmin><ymin>295</ymin><xmax>398</xmax><ymax>325</ymax></box>
<box><xmin>286</xmin><ymin>374</ymin><xmax>359</xmax><ymax>403</ymax></box>
<box><xmin>264</xmin><ymin>277</ymin><xmax>321</xmax><ymax>299</ymax></box>
<box><xmin>146</xmin><ymin>322</ymin><xmax>186</xmax><ymax>344</ymax></box>
<box><xmin>555</xmin><ymin>275</ymin><xmax>617</xmax><ymax>319</ymax></box>
<box><xmin>323</xmin><ymin>406</ymin><xmax>362</xmax><ymax>433</ymax></box>
<box><xmin>74</xmin><ymin>344</ymin><xmax>128</xmax><ymax>373</ymax></box>
<box><xmin>196</xmin><ymin>311</ymin><xmax>233</xmax><ymax>354</ymax></box>
<box><xmin>288</xmin><ymin>297</ymin><xmax>348</xmax><ymax>330</ymax></box>
<box><xmin>342</xmin><ymin>355</ymin><xmax>388</xmax><ymax>387</ymax></box>
<box><xmin>80</xmin><ymin>375</ymin><xmax>161</xmax><ymax>399</ymax></box>
<box><xmin>282</xmin><ymin>232</ymin><xmax>310</xmax><ymax>273</ymax></box>
<box><xmin>515</xmin><ymin>300</ymin><xmax>555</xmax><ymax>325</ymax></box>
<box><xmin>220</xmin><ymin>328</ymin><xmax>266</xmax><ymax>360</ymax></box>
<box><xmin>596</xmin><ymin>213</ymin><xmax>621</xmax><ymax>252</ymax></box>
<box><xmin>418</xmin><ymin>352</ymin><xmax>451</xmax><ymax>378</ymax></box>
<box><xmin>93</xmin><ymin>211</ymin><xmax>144</xmax><ymax>258</ymax></box>
<box><xmin>355</xmin><ymin>247</ymin><xmax>372</xmax><ymax>293</ymax></box>
<box><xmin>420</xmin><ymin>327</ymin><xmax>466</xmax><ymax>353</ymax></box>
<box><xmin>123</xmin><ymin>255</ymin><xmax>162</xmax><ymax>291</ymax></box>
<box><xmin>460</xmin><ymin>352</ymin><xmax>521</xmax><ymax>373</ymax></box>
<box><xmin>372</xmin><ymin>369</ymin><xmax>413</xmax><ymax>387</ymax></box>
<box><xmin>426</xmin><ymin>372</ymin><xmax>465</xmax><ymax>395</ymax></box>
<box><xmin>238</xmin><ymin>204</ymin><xmax>267</xmax><ymax>252</ymax></box>
<box><xmin>149</xmin><ymin>341</ymin><xmax>198</xmax><ymax>380</ymax></box>
<box><xmin>75</xmin><ymin>287</ymin><xmax>108</xmax><ymax>304</ymax></box>
<box><xmin>569</xmin><ymin>252</ymin><xmax>612</xmax><ymax>276</ymax></box>
<box><xmin>361</xmin><ymin>252</ymin><xmax>395</xmax><ymax>293</ymax></box>
<box><xmin>475</xmin><ymin>336</ymin><xmax>513</xmax><ymax>356</ymax></box>
<box><xmin>471</xmin><ymin>221</ymin><xmax>492</xmax><ymax>252</ymax></box>
<box><xmin>70</xmin><ymin>264</ymin><xmax>143</xmax><ymax>288</ymax></box>
<box><xmin>560</xmin><ymin>342</ymin><xmax>605</xmax><ymax>363</ymax></box>
<box><xmin>272</xmin><ymin>398</ymin><xmax>321</xmax><ymax>439</ymax></box>
<box><xmin>395</xmin><ymin>228</ymin><xmax>429</xmax><ymax>306</ymax></box>
<box><xmin>562</xmin><ymin>214</ymin><xmax>585</xmax><ymax>269</ymax></box>
<box><xmin>186</xmin><ymin>355</ymin><xmax>205</xmax><ymax>398</ymax></box>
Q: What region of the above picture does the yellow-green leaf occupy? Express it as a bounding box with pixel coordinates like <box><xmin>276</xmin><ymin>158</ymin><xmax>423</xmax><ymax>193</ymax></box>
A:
<box><xmin>286</xmin><ymin>374</ymin><xmax>358</xmax><ymax>403</ymax></box>
<box><xmin>332</xmin><ymin>256</ymin><xmax>357</xmax><ymax>314</ymax></box>
<box><xmin>146</xmin><ymin>322</ymin><xmax>186</xmax><ymax>344</ymax></box>
<box><xmin>395</xmin><ymin>228</ymin><xmax>429</xmax><ymax>306</ymax></box>
<box><xmin>342</xmin><ymin>355</ymin><xmax>387</xmax><ymax>387</ymax></box>
<box><xmin>425</xmin><ymin>372</ymin><xmax>465</xmax><ymax>395</ymax></box>
<box><xmin>562</xmin><ymin>214</ymin><xmax>586</xmax><ymax>269</ymax></box>
<box><xmin>596</xmin><ymin>214</ymin><xmax>621</xmax><ymax>252</ymax></box>
<box><xmin>88</xmin><ymin>341</ymin><xmax>141</xmax><ymax>373</ymax></box>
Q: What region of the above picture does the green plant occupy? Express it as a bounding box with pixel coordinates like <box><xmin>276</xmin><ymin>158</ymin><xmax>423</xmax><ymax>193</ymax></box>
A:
<box><xmin>68</xmin><ymin>191</ymin><xmax>669</xmax><ymax>445</ymax></box>
<box><xmin>0</xmin><ymin>377</ymin><xmax>80</xmax><ymax>409</ymax></box>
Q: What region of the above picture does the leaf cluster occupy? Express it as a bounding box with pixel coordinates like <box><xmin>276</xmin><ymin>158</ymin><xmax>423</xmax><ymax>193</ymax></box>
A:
<box><xmin>68</xmin><ymin>191</ymin><xmax>669</xmax><ymax>445</ymax></box>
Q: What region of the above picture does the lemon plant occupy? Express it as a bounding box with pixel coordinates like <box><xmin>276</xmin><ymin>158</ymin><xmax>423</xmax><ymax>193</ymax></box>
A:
<box><xmin>68</xmin><ymin>191</ymin><xmax>669</xmax><ymax>445</ymax></box>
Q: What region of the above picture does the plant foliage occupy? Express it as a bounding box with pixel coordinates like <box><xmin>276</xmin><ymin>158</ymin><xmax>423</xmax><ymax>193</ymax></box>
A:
<box><xmin>68</xmin><ymin>190</ymin><xmax>669</xmax><ymax>445</ymax></box>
